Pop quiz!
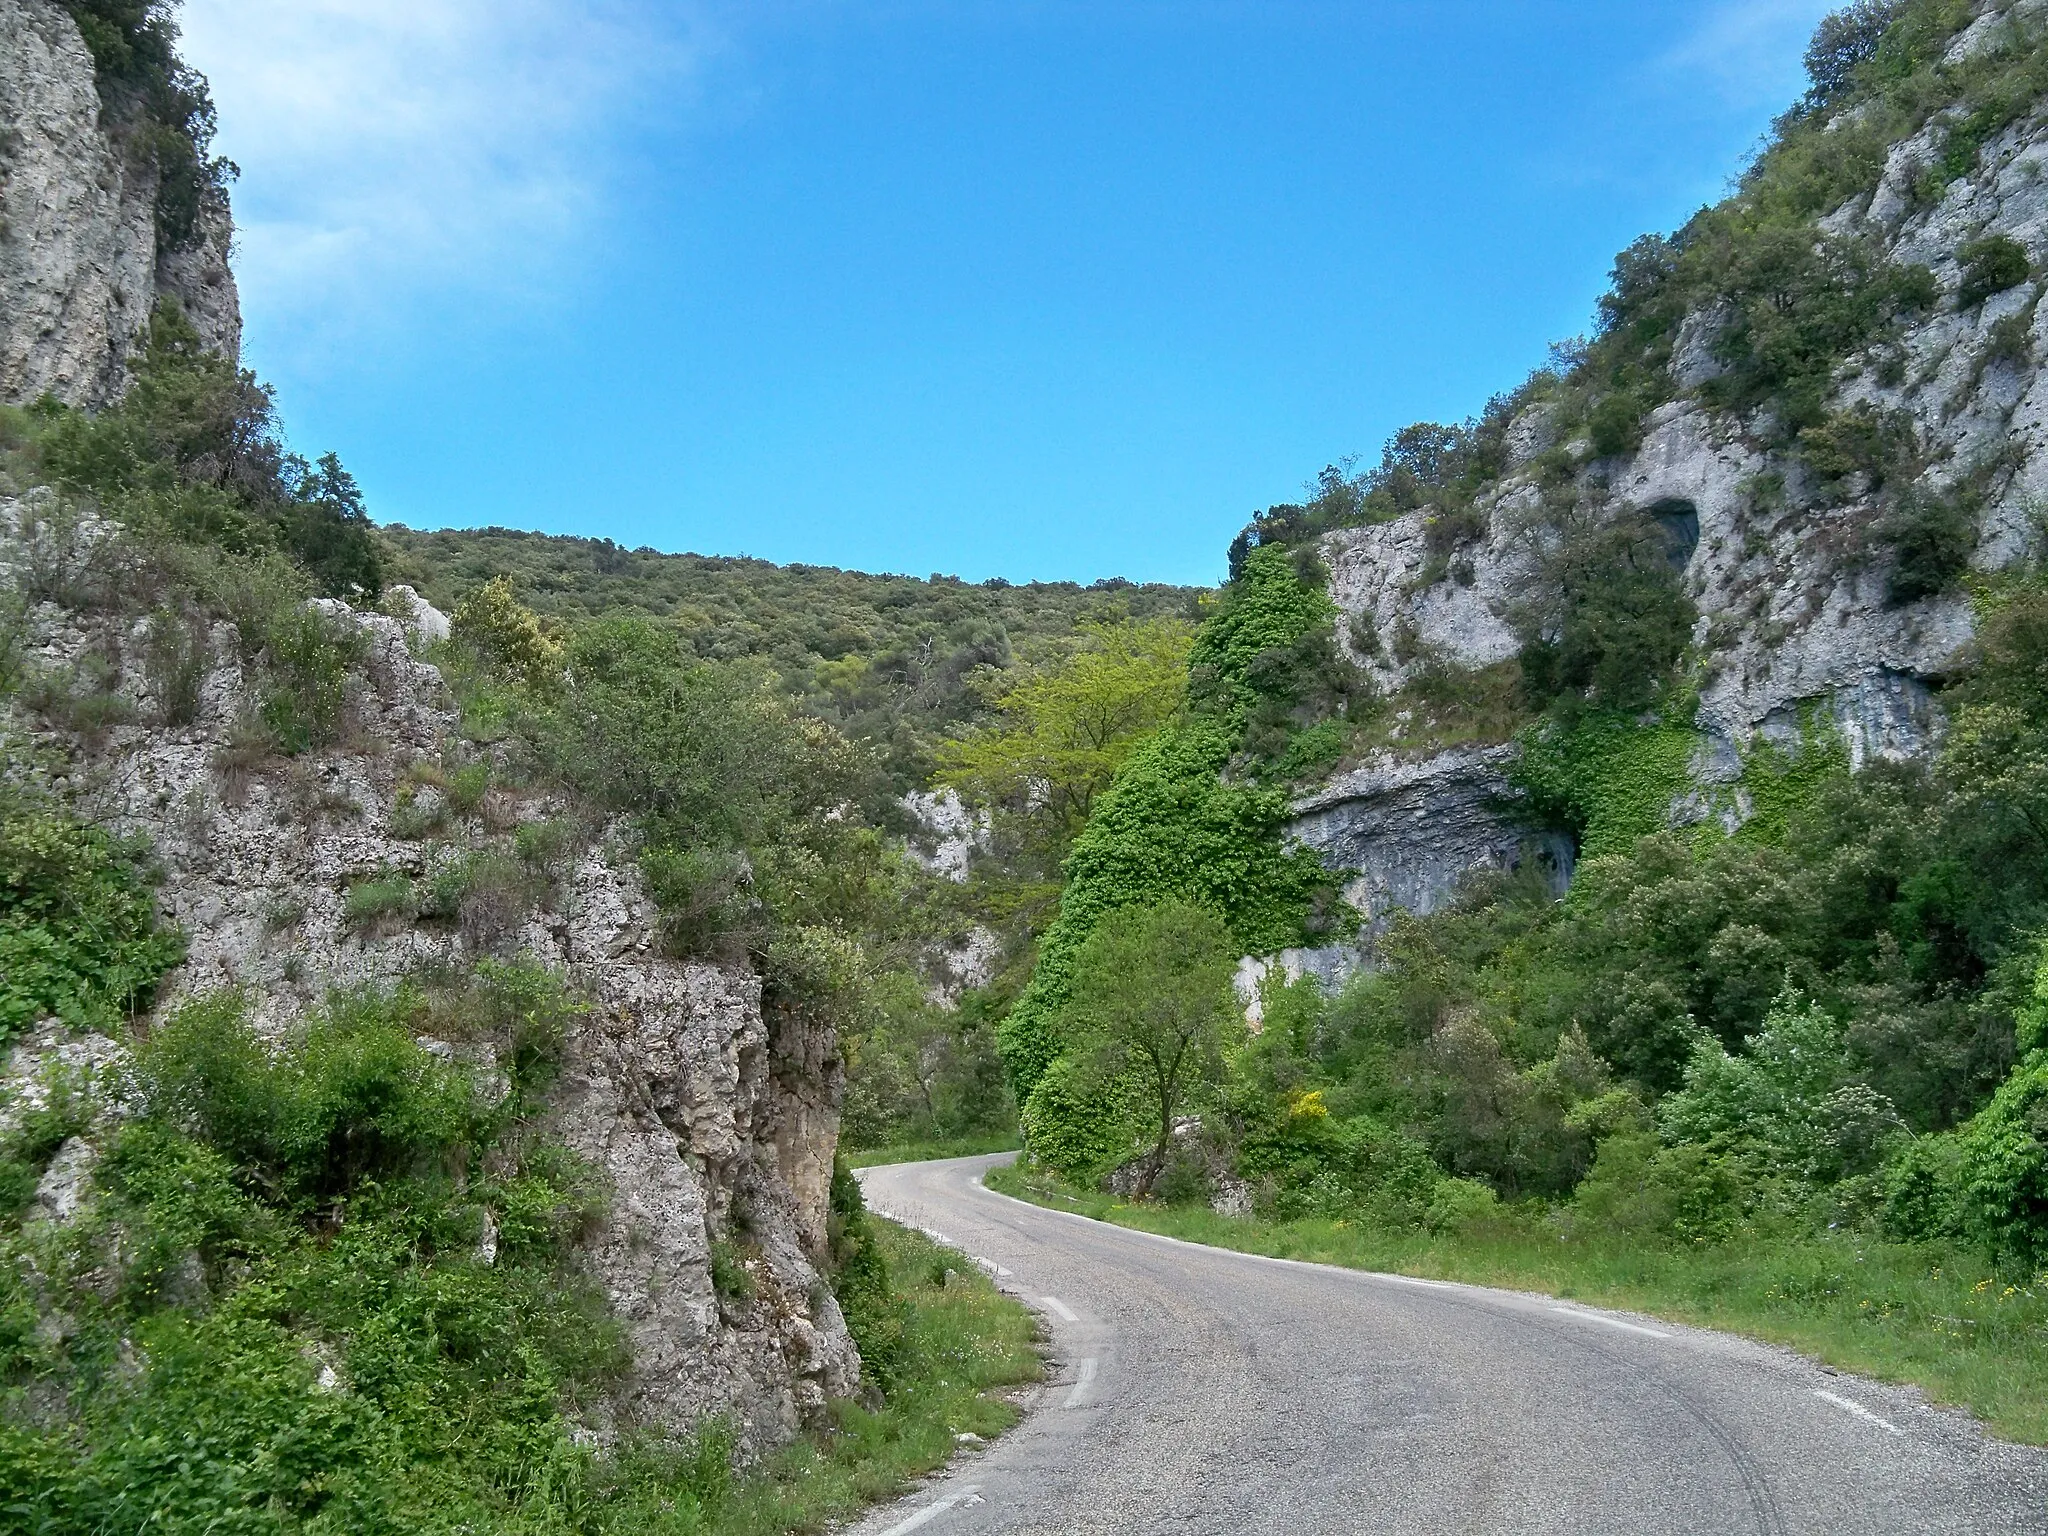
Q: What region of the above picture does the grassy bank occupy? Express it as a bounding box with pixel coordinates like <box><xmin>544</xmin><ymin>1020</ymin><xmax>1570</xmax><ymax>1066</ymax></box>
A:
<box><xmin>985</xmin><ymin>1161</ymin><xmax>2048</xmax><ymax>1445</ymax></box>
<box><xmin>698</xmin><ymin>1218</ymin><xmax>1042</xmax><ymax>1535</ymax></box>
<box><xmin>844</xmin><ymin>1136</ymin><xmax>1021</xmax><ymax>1170</ymax></box>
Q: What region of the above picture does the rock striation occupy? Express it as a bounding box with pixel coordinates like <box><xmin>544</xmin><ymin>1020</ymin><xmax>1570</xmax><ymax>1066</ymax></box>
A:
<box><xmin>0</xmin><ymin>0</ymin><xmax>240</xmax><ymax>407</ymax></box>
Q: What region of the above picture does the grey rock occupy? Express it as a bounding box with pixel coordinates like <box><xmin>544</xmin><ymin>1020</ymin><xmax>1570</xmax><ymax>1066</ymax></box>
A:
<box><xmin>32</xmin><ymin>1136</ymin><xmax>95</xmax><ymax>1223</ymax></box>
<box><xmin>1289</xmin><ymin>747</ymin><xmax>1574</xmax><ymax>934</ymax></box>
<box><xmin>0</xmin><ymin>552</ymin><xmax>861</xmax><ymax>1454</ymax></box>
<box><xmin>0</xmin><ymin>0</ymin><xmax>240</xmax><ymax>407</ymax></box>
<box><xmin>1282</xmin><ymin>45</ymin><xmax>2048</xmax><ymax>951</ymax></box>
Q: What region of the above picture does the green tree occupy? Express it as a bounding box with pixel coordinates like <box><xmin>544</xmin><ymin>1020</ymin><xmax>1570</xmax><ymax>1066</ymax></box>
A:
<box><xmin>1058</xmin><ymin>900</ymin><xmax>1242</xmax><ymax>1196</ymax></box>
<box><xmin>938</xmin><ymin>617</ymin><xmax>1192</xmax><ymax>878</ymax></box>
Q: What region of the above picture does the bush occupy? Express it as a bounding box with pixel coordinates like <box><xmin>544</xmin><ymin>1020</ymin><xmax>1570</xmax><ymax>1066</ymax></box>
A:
<box><xmin>258</xmin><ymin>603</ymin><xmax>364</xmax><ymax>752</ymax></box>
<box><xmin>1020</xmin><ymin>1056</ymin><xmax>1140</xmax><ymax>1185</ymax></box>
<box><xmin>342</xmin><ymin>871</ymin><xmax>416</xmax><ymax>934</ymax></box>
<box><xmin>41</xmin><ymin>302</ymin><xmax>383</xmax><ymax>600</ymax></box>
<box><xmin>19</xmin><ymin>978</ymin><xmax>635</xmax><ymax>1530</ymax></box>
<box><xmin>1424</xmin><ymin>1176</ymin><xmax>1501</xmax><ymax>1234</ymax></box>
<box><xmin>1881</xmin><ymin>1131</ymin><xmax>1965</xmax><ymax>1241</ymax></box>
<box><xmin>828</xmin><ymin>1157</ymin><xmax>911</xmax><ymax>1391</ymax></box>
<box><xmin>1957</xmin><ymin>235</ymin><xmax>2032</xmax><ymax>311</ymax></box>
<box><xmin>0</xmin><ymin>791</ymin><xmax>184</xmax><ymax>1041</ymax></box>
<box><xmin>1879</xmin><ymin>487</ymin><xmax>1975</xmax><ymax>603</ymax></box>
<box><xmin>1585</xmin><ymin>392</ymin><xmax>1645</xmax><ymax>457</ymax></box>
<box><xmin>1955</xmin><ymin>1051</ymin><xmax>2048</xmax><ymax>1268</ymax></box>
<box><xmin>1514</xmin><ymin>511</ymin><xmax>1695</xmax><ymax>714</ymax></box>
<box><xmin>449</xmin><ymin>576</ymin><xmax>562</xmax><ymax>691</ymax></box>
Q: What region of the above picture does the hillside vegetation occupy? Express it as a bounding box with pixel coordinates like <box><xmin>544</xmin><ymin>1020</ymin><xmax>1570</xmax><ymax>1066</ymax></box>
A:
<box><xmin>989</xmin><ymin>0</ymin><xmax>2048</xmax><ymax>1437</ymax></box>
<box><xmin>379</xmin><ymin>526</ymin><xmax>1200</xmax><ymax>793</ymax></box>
<box><xmin>0</xmin><ymin>285</ymin><xmax>1045</xmax><ymax>1526</ymax></box>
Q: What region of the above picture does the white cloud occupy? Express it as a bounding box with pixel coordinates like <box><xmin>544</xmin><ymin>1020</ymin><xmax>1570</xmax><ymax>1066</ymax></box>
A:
<box><xmin>176</xmin><ymin>0</ymin><xmax>713</xmax><ymax>341</ymax></box>
<box><xmin>1660</xmin><ymin>0</ymin><xmax>1839</xmax><ymax>109</ymax></box>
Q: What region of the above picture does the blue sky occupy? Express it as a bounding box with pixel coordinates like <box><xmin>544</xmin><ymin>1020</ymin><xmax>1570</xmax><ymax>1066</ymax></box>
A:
<box><xmin>178</xmin><ymin>0</ymin><xmax>1836</xmax><ymax>586</ymax></box>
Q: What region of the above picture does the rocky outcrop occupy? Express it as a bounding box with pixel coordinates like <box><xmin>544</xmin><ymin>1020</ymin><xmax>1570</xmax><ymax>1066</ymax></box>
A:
<box><xmin>1292</xmin><ymin>0</ymin><xmax>2048</xmax><ymax>937</ymax></box>
<box><xmin>1290</xmin><ymin>746</ymin><xmax>1574</xmax><ymax>930</ymax></box>
<box><xmin>0</xmin><ymin>0</ymin><xmax>240</xmax><ymax>406</ymax></box>
<box><xmin>0</xmin><ymin>497</ymin><xmax>857</xmax><ymax>1451</ymax></box>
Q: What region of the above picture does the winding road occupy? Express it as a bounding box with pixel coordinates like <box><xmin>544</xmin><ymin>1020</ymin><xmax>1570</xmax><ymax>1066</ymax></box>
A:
<box><xmin>847</xmin><ymin>1154</ymin><xmax>2048</xmax><ymax>1536</ymax></box>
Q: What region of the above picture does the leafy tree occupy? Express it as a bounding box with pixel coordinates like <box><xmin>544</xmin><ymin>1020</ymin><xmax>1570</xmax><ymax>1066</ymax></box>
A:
<box><xmin>1057</xmin><ymin>900</ymin><xmax>1242</xmax><ymax>1196</ymax></box>
<box><xmin>449</xmin><ymin>575</ymin><xmax>563</xmax><ymax>691</ymax></box>
<box><xmin>1514</xmin><ymin>509</ymin><xmax>1695</xmax><ymax>714</ymax></box>
<box><xmin>1957</xmin><ymin>235</ymin><xmax>2032</xmax><ymax>310</ymax></box>
<box><xmin>1803</xmin><ymin>2</ymin><xmax>1903</xmax><ymax>103</ymax></box>
<box><xmin>937</xmin><ymin>617</ymin><xmax>1192</xmax><ymax>875</ymax></box>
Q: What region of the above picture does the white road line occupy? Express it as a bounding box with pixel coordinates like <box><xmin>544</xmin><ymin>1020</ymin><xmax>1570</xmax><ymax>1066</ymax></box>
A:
<box><xmin>1042</xmin><ymin>1295</ymin><xmax>1080</xmax><ymax>1322</ymax></box>
<box><xmin>1063</xmin><ymin>1356</ymin><xmax>1097</xmax><ymax>1408</ymax></box>
<box><xmin>877</xmin><ymin>1484</ymin><xmax>984</xmax><ymax>1536</ymax></box>
<box><xmin>1549</xmin><ymin>1305</ymin><xmax>1671</xmax><ymax>1339</ymax></box>
<box><xmin>1815</xmin><ymin>1389</ymin><xmax>1904</xmax><ymax>1435</ymax></box>
<box><xmin>969</xmin><ymin>1256</ymin><xmax>1013</xmax><ymax>1278</ymax></box>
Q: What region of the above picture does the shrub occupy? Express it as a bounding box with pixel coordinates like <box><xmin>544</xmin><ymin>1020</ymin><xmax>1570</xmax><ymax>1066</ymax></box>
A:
<box><xmin>42</xmin><ymin>302</ymin><xmax>383</xmax><ymax>600</ymax></box>
<box><xmin>1955</xmin><ymin>1051</ymin><xmax>2048</xmax><ymax>1267</ymax></box>
<box><xmin>827</xmin><ymin>1157</ymin><xmax>911</xmax><ymax>1390</ymax></box>
<box><xmin>417</xmin><ymin>849</ymin><xmax>538</xmax><ymax>947</ymax></box>
<box><xmin>1585</xmin><ymin>392</ymin><xmax>1645</xmax><ymax>457</ymax></box>
<box><xmin>1514</xmin><ymin>511</ymin><xmax>1695</xmax><ymax>714</ymax></box>
<box><xmin>0</xmin><ymin>791</ymin><xmax>184</xmax><ymax>1040</ymax></box>
<box><xmin>512</xmin><ymin>817</ymin><xmax>575</xmax><ymax>877</ymax></box>
<box><xmin>1881</xmin><ymin>1131</ymin><xmax>1965</xmax><ymax>1241</ymax></box>
<box><xmin>32</xmin><ymin>979</ymin><xmax>631</xmax><ymax>1528</ymax></box>
<box><xmin>342</xmin><ymin>871</ymin><xmax>416</xmax><ymax>934</ymax></box>
<box><xmin>1424</xmin><ymin>1175</ymin><xmax>1501</xmax><ymax>1234</ymax></box>
<box><xmin>1957</xmin><ymin>235</ymin><xmax>2032</xmax><ymax>311</ymax></box>
<box><xmin>1658</xmin><ymin>996</ymin><xmax>1902</xmax><ymax>1182</ymax></box>
<box><xmin>259</xmin><ymin>604</ymin><xmax>364</xmax><ymax>753</ymax></box>
<box><xmin>450</xmin><ymin>576</ymin><xmax>562</xmax><ymax>691</ymax></box>
<box><xmin>1879</xmin><ymin>486</ymin><xmax>1975</xmax><ymax>603</ymax></box>
<box><xmin>1020</xmin><ymin>1056</ymin><xmax>1140</xmax><ymax>1184</ymax></box>
<box><xmin>142</xmin><ymin>605</ymin><xmax>209</xmax><ymax>725</ymax></box>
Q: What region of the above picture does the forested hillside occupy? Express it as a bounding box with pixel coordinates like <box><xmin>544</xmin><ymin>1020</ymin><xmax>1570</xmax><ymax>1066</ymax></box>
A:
<box><xmin>988</xmin><ymin>0</ymin><xmax>2048</xmax><ymax>1433</ymax></box>
<box><xmin>380</xmin><ymin>525</ymin><xmax>1200</xmax><ymax>791</ymax></box>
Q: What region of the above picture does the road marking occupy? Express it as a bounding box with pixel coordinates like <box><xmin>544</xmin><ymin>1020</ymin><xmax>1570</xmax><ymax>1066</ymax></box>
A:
<box><xmin>877</xmin><ymin>1484</ymin><xmax>984</xmax><ymax>1536</ymax></box>
<box><xmin>1042</xmin><ymin>1295</ymin><xmax>1080</xmax><ymax>1322</ymax></box>
<box><xmin>1548</xmin><ymin>1305</ymin><xmax>1671</xmax><ymax>1338</ymax></box>
<box><xmin>1064</xmin><ymin>1356</ymin><xmax>1097</xmax><ymax>1408</ymax></box>
<box><xmin>970</xmin><ymin>1256</ymin><xmax>1012</xmax><ymax>1278</ymax></box>
<box><xmin>1815</xmin><ymin>1389</ymin><xmax>1904</xmax><ymax>1435</ymax></box>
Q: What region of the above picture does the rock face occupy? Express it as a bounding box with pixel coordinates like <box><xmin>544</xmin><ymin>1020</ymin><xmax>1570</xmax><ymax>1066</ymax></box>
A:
<box><xmin>0</xmin><ymin>497</ymin><xmax>858</xmax><ymax>1451</ymax></box>
<box><xmin>1293</xmin><ymin>0</ymin><xmax>2048</xmax><ymax>937</ymax></box>
<box><xmin>0</xmin><ymin>0</ymin><xmax>240</xmax><ymax>406</ymax></box>
<box><xmin>1290</xmin><ymin>746</ymin><xmax>1574</xmax><ymax>930</ymax></box>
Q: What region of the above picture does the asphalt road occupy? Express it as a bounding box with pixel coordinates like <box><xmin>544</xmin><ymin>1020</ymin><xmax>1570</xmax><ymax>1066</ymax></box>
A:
<box><xmin>846</xmin><ymin>1153</ymin><xmax>2048</xmax><ymax>1536</ymax></box>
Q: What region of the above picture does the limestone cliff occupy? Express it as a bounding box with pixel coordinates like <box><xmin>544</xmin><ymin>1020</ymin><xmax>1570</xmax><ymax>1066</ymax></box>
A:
<box><xmin>0</xmin><ymin>0</ymin><xmax>240</xmax><ymax>406</ymax></box>
<box><xmin>1287</xmin><ymin>0</ymin><xmax>2048</xmax><ymax>944</ymax></box>
<box><xmin>0</xmin><ymin>499</ymin><xmax>861</xmax><ymax>1450</ymax></box>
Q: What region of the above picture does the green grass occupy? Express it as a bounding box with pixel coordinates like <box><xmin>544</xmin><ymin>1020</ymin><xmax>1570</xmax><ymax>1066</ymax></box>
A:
<box><xmin>843</xmin><ymin>1135</ymin><xmax>1022</xmax><ymax>1170</ymax></box>
<box><xmin>701</xmin><ymin>1218</ymin><xmax>1043</xmax><ymax>1534</ymax></box>
<box><xmin>985</xmin><ymin>1160</ymin><xmax>2048</xmax><ymax>1445</ymax></box>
